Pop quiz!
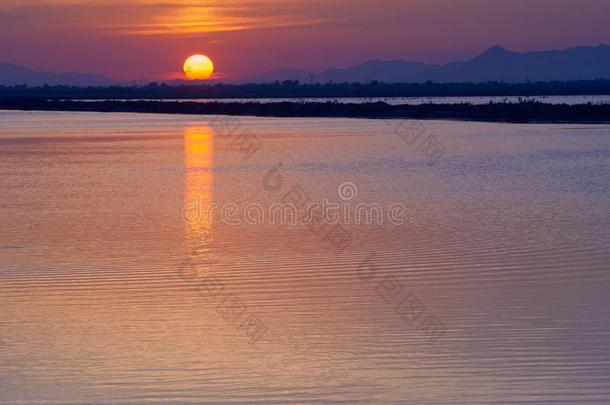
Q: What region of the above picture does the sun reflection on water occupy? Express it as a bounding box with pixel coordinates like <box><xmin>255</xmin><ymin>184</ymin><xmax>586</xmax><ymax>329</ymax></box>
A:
<box><xmin>183</xmin><ymin>125</ymin><xmax>215</xmax><ymax>267</ymax></box>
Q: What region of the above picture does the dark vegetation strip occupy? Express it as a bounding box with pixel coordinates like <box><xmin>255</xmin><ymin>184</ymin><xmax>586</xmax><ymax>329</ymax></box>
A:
<box><xmin>2</xmin><ymin>80</ymin><xmax>610</xmax><ymax>99</ymax></box>
<box><xmin>1</xmin><ymin>99</ymin><xmax>610</xmax><ymax>123</ymax></box>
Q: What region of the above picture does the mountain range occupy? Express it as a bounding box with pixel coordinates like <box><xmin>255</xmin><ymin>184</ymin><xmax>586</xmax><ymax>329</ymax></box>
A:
<box><xmin>0</xmin><ymin>61</ymin><xmax>115</xmax><ymax>87</ymax></box>
<box><xmin>1</xmin><ymin>44</ymin><xmax>610</xmax><ymax>86</ymax></box>
<box><xmin>242</xmin><ymin>44</ymin><xmax>610</xmax><ymax>84</ymax></box>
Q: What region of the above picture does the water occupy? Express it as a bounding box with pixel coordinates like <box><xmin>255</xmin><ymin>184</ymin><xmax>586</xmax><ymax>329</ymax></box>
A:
<box><xmin>76</xmin><ymin>95</ymin><xmax>610</xmax><ymax>105</ymax></box>
<box><xmin>1</xmin><ymin>110</ymin><xmax>609</xmax><ymax>404</ymax></box>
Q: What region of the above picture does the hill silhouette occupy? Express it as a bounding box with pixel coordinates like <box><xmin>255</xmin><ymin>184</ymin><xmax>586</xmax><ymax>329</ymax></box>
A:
<box><xmin>0</xmin><ymin>61</ymin><xmax>115</xmax><ymax>86</ymax></box>
<box><xmin>243</xmin><ymin>44</ymin><xmax>610</xmax><ymax>83</ymax></box>
<box><xmin>3</xmin><ymin>44</ymin><xmax>610</xmax><ymax>87</ymax></box>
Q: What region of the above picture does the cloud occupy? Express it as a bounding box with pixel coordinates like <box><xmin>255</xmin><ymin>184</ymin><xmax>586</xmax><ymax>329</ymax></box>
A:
<box><xmin>0</xmin><ymin>0</ymin><xmax>341</xmax><ymax>36</ymax></box>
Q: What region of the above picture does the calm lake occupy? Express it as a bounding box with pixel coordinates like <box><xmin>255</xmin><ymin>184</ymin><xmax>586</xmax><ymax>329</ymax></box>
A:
<box><xmin>1</xmin><ymin>110</ymin><xmax>609</xmax><ymax>404</ymax></box>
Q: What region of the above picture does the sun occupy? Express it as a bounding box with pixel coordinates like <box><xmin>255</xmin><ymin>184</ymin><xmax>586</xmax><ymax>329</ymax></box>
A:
<box><xmin>183</xmin><ymin>54</ymin><xmax>214</xmax><ymax>80</ymax></box>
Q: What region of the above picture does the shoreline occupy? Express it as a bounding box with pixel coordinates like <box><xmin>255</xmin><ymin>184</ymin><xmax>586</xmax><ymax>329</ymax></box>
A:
<box><xmin>1</xmin><ymin>99</ymin><xmax>610</xmax><ymax>123</ymax></box>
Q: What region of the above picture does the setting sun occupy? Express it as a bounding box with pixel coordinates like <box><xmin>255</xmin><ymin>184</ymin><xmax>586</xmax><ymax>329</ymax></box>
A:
<box><xmin>183</xmin><ymin>54</ymin><xmax>214</xmax><ymax>80</ymax></box>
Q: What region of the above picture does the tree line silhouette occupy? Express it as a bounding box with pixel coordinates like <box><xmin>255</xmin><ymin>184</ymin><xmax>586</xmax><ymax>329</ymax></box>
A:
<box><xmin>1</xmin><ymin>79</ymin><xmax>610</xmax><ymax>99</ymax></box>
<box><xmin>2</xmin><ymin>98</ymin><xmax>609</xmax><ymax>123</ymax></box>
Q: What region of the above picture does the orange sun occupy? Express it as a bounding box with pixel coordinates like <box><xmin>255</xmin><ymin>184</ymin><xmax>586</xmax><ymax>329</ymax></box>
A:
<box><xmin>183</xmin><ymin>54</ymin><xmax>214</xmax><ymax>80</ymax></box>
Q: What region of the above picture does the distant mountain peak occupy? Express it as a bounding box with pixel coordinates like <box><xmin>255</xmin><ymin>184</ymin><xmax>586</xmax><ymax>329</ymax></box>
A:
<box><xmin>476</xmin><ymin>45</ymin><xmax>513</xmax><ymax>59</ymax></box>
<box><xmin>242</xmin><ymin>43</ymin><xmax>610</xmax><ymax>84</ymax></box>
<box><xmin>0</xmin><ymin>61</ymin><xmax>116</xmax><ymax>86</ymax></box>
<box><xmin>488</xmin><ymin>44</ymin><xmax>509</xmax><ymax>52</ymax></box>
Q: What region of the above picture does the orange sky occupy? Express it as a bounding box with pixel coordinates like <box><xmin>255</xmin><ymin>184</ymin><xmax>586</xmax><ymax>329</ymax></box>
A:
<box><xmin>1</xmin><ymin>0</ymin><xmax>610</xmax><ymax>80</ymax></box>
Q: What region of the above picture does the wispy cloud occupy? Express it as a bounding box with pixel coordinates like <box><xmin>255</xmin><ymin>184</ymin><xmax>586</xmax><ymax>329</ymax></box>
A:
<box><xmin>0</xmin><ymin>0</ymin><xmax>340</xmax><ymax>36</ymax></box>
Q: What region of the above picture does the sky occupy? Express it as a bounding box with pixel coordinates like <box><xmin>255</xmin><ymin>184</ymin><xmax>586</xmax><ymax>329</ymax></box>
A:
<box><xmin>1</xmin><ymin>0</ymin><xmax>610</xmax><ymax>81</ymax></box>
